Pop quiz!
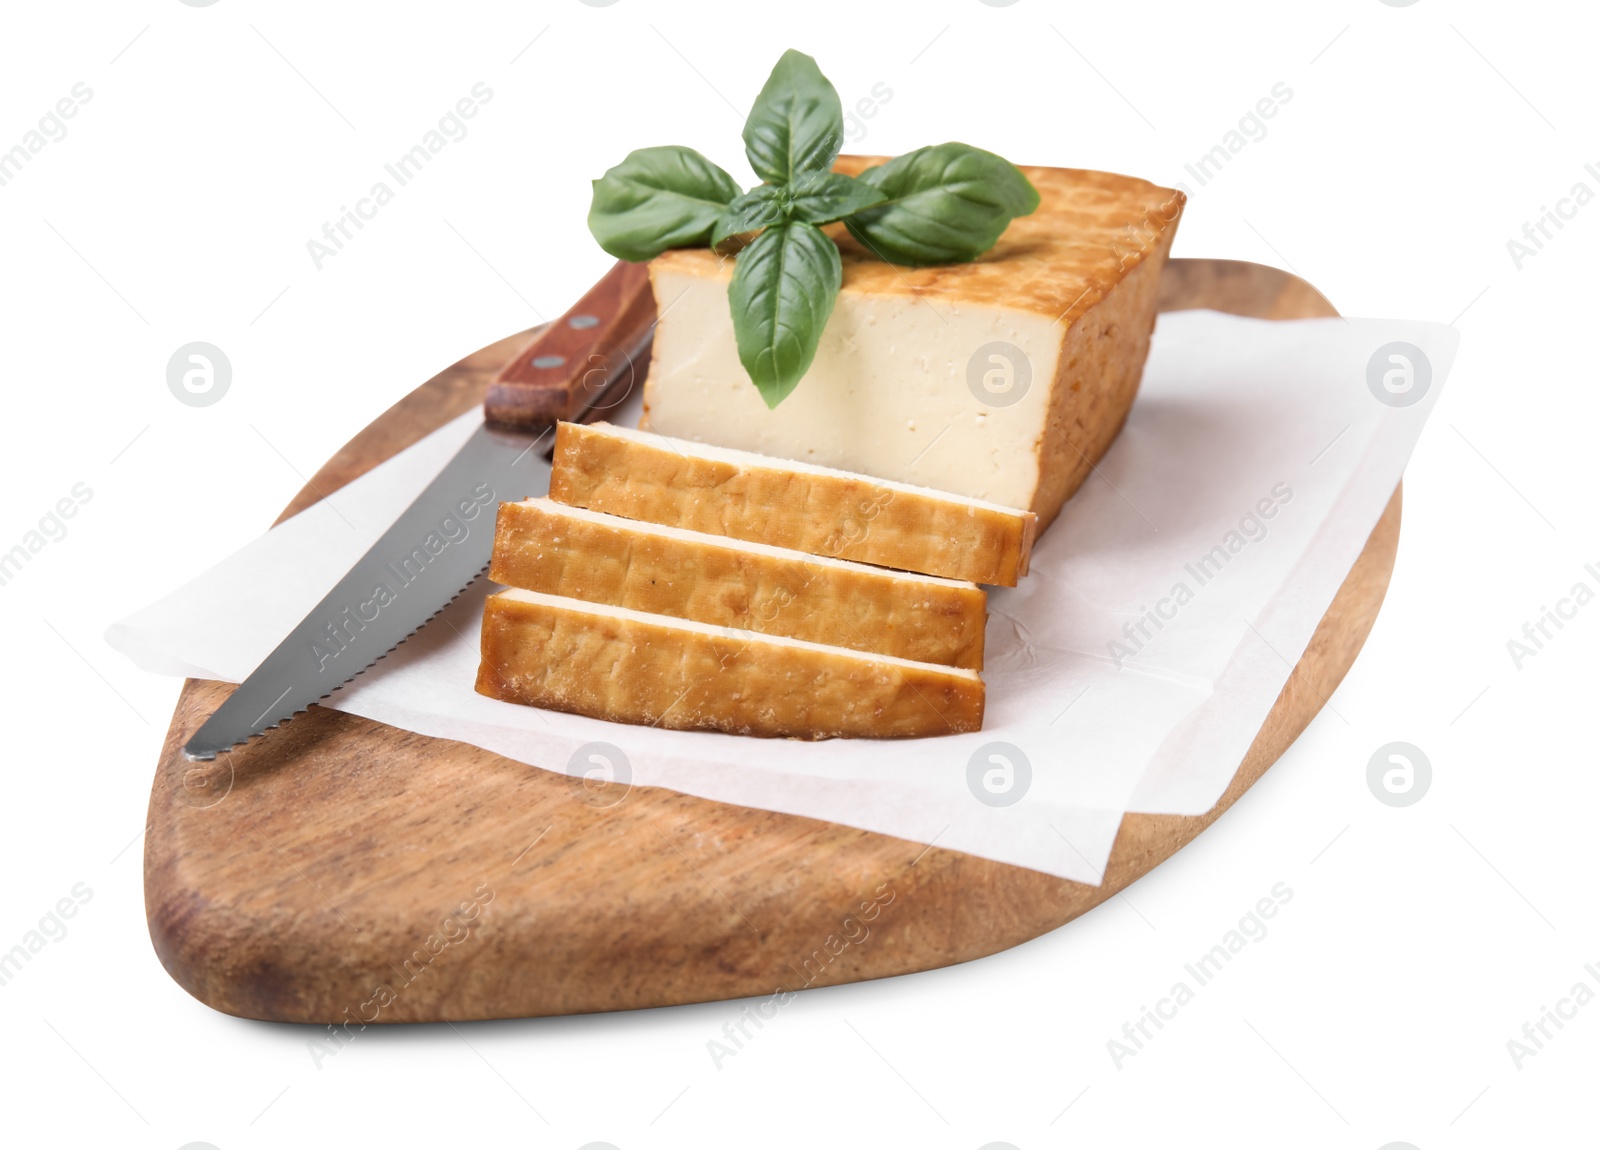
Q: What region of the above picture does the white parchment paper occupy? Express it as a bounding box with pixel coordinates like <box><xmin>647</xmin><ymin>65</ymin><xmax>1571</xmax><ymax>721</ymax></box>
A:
<box><xmin>106</xmin><ymin>311</ymin><xmax>1458</xmax><ymax>883</ymax></box>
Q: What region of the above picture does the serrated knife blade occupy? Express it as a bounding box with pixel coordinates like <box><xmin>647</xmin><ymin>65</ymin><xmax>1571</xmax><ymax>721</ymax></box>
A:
<box><xmin>182</xmin><ymin>259</ymin><xmax>657</xmax><ymax>761</ymax></box>
<box><xmin>183</xmin><ymin>424</ymin><xmax>547</xmax><ymax>760</ymax></box>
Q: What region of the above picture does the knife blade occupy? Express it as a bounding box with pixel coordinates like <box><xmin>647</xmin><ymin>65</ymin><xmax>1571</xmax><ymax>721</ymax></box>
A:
<box><xmin>183</xmin><ymin>260</ymin><xmax>656</xmax><ymax>761</ymax></box>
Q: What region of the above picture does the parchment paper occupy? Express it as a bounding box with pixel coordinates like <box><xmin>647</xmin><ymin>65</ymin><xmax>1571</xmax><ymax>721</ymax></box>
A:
<box><xmin>106</xmin><ymin>311</ymin><xmax>1458</xmax><ymax>883</ymax></box>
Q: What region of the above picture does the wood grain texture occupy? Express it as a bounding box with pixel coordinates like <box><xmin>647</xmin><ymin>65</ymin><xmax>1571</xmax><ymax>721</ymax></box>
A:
<box><xmin>145</xmin><ymin>259</ymin><xmax>1399</xmax><ymax>1023</ymax></box>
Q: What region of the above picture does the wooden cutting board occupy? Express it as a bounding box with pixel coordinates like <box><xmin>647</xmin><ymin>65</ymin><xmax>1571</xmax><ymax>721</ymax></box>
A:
<box><xmin>145</xmin><ymin>258</ymin><xmax>1400</xmax><ymax>1023</ymax></box>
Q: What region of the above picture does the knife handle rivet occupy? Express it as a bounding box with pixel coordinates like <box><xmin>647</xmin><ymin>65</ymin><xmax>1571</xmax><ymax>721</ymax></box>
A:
<box><xmin>568</xmin><ymin>314</ymin><xmax>600</xmax><ymax>329</ymax></box>
<box><xmin>532</xmin><ymin>354</ymin><xmax>567</xmax><ymax>369</ymax></box>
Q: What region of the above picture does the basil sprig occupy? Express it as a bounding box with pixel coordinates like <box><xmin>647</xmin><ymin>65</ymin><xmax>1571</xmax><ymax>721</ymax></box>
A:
<box><xmin>729</xmin><ymin>221</ymin><xmax>843</xmax><ymax>408</ymax></box>
<box><xmin>741</xmin><ymin>49</ymin><xmax>845</xmax><ymax>185</ymax></box>
<box><xmin>587</xmin><ymin>146</ymin><xmax>743</xmax><ymax>263</ymax></box>
<box><xmin>587</xmin><ymin>50</ymin><xmax>1039</xmax><ymax>408</ymax></box>
<box><xmin>845</xmin><ymin>143</ymin><xmax>1041</xmax><ymax>267</ymax></box>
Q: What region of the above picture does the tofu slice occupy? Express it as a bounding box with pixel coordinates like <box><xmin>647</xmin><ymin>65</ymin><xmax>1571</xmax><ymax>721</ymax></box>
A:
<box><xmin>549</xmin><ymin>421</ymin><xmax>1036</xmax><ymax>587</ymax></box>
<box><xmin>475</xmin><ymin>588</ymin><xmax>984</xmax><ymax>739</ymax></box>
<box><xmin>641</xmin><ymin>158</ymin><xmax>1184</xmax><ymax>532</ymax></box>
<box><xmin>490</xmin><ymin>497</ymin><xmax>987</xmax><ymax>669</ymax></box>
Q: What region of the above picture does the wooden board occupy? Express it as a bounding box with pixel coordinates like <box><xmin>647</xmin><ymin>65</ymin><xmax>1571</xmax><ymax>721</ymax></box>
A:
<box><xmin>145</xmin><ymin>259</ymin><xmax>1400</xmax><ymax>1023</ymax></box>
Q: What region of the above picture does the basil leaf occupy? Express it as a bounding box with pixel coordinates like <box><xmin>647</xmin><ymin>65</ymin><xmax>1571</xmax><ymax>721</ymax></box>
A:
<box><xmin>788</xmin><ymin>171</ymin><xmax>885</xmax><ymax>225</ymax></box>
<box><xmin>728</xmin><ymin>221</ymin><xmax>842</xmax><ymax>408</ymax></box>
<box><xmin>588</xmin><ymin>146</ymin><xmax>741</xmax><ymax>262</ymax></box>
<box><xmin>843</xmin><ymin>142</ymin><xmax>1041</xmax><ymax>266</ymax></box>
<box><xmin>711</xmin><ymin>184</ymin><xmax>789</xmax><ymax>248</ymax></box>
<box><xmin>742</xmin><ymin>49</ymin><xmax>844</xmax><ymax>185</ymax></box>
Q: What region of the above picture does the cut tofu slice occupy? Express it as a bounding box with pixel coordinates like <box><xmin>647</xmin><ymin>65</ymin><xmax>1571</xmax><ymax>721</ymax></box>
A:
<box><xmin>641</xmin><ymin>157</ymin><xmax>1184</xmax><ymax>532</ymax></box>
<box><xmin>475</xmin><ymin>588</ymin><xmax>984</xmax><ymax>739</ymax></box>
<box><xmin>549</xmin><ymin>421</ymin><xmax>1036</xmax><ymax>587</ymax></box>
<box><xmin>491</xmin><ymin>497</ymin><xmax>987</xmax><ymax>669</ymax></box>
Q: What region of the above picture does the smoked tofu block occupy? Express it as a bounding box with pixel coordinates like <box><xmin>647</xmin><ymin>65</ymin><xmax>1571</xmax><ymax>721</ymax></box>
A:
<box><xmin>640</xmin><ymin>157</ymin><xmax>1184</xmax><ymax>532</ymax></box>
<box><xmin>475</xmin><ymin>589</ymin><xmax>984</xmax><ymax>739</ymax></box>
<box><xmin>549</xmin><ymin>421</ymin><xmax>1037</xmax><ymax>587</ymax></box>
<box><xmin>490</xmin><ymin>498</ymin><xmax>987</xmax><ymax>669</ymax></box>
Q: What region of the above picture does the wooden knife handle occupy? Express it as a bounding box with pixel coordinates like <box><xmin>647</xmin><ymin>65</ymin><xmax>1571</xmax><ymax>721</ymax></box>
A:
<box><xmin>484</xmin><ymin>260</ymin><xmax>657</xmax><ymax>433</ymax></box>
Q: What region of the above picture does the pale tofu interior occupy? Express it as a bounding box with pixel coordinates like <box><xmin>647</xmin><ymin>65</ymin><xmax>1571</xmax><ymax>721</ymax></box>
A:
<box><xmin>643</xmin><ymin>269</ymin><xmax>1061</xmax><ymax>510</ymax></box>
<box><xmin>493</xmin><ymin>588</ymin><xmax>983</xmax><ymax>681</ymax></box>
<box><xmin>588</xmin><ymin>421</ymin><xmax>1035</xmax><ymax>518</ymax></box>
<box><xmin>516</xmin><ymin>497</ymin><xmax>979</xmax><ymax>591</ymax></box>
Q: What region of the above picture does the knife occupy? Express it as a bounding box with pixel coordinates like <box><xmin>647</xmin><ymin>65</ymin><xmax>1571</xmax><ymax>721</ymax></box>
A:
<box><xmin>183</xmin><ymin>260</ymin><xmax>656</xmax><ymax>761</ymax></box>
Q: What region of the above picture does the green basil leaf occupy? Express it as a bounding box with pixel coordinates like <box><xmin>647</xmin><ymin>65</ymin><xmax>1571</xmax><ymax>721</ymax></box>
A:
<box><xmin>711</xmin><ymin>184</ymin><xmax>789</xmax><ymax>248</ymax></box>
<box><xmin>742</xmin><ymin>50</ymin><xmax>844</xmax><ymax>185</ymax></box>
<box><xmin>728</xmin><ymin>221</ymin><xmax>842</xmax><ymax>408</ymax></box>
<box><xmin>788</xmin><ymin>171</ymin><xmax>886</xmax><ymax>225</ymax></box>
<box><xmin>588</xmin><ymin>146</ymin><xmax>741</xmax><ymax>262</ymax></box>
<box><xmin>843</xmin><ymin>142</ymin><xmax>1041</xmax><ymax>266</ymax></box>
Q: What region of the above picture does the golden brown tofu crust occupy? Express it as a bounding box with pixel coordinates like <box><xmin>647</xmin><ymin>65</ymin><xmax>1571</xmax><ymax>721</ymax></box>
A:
<box><xmin>475</xmin><ymin>592</ymin><xmax>984</xmax><ymax>739</ymax></box>
<box><xmin>490</xmin><ymin>500</ymin><xmax>987</xmax><ymax>669</ymax></box>
<box><xmin>1032</xmin><ymin>222</ymin><xmax>1177</xmax><ymax>531</ymax></box>
<box><xmin>653</xmin><ymin>159</ymin><xmax>1185</xmax><ymax>332</ymax></box>
<box><xmin>549</xmin><ymin>423</ymin><xmax>1036</xmax><ymax>587</ymax></box>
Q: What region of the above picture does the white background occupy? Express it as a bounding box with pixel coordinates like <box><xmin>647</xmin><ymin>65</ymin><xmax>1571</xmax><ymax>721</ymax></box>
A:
<box><xmin>0</xmin><ymin>1</ymin><xmax>1594</xmax><ymax>1147</ymax></box>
